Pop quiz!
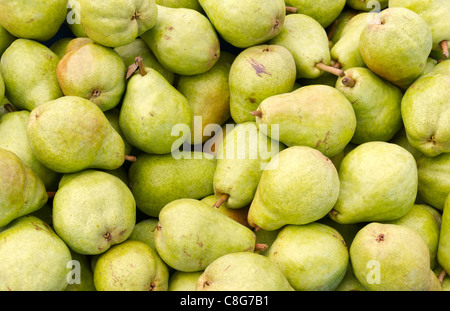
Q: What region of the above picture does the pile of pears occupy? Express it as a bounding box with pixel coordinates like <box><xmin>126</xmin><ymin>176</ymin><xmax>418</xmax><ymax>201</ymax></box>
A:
<box><xmin>0</xmin><ymin>0</ymin><xmax>449</xmax><ymax>292</ymax></box>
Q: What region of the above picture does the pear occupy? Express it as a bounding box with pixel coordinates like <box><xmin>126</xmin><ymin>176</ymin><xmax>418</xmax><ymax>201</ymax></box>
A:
<box><xmin>0</xmin><ymin>39</ymin><xmax>63</xmax><ymax>111</ymax></box>
<box><xmin>156</xmin><ymin>0</ymin><xmax>202</xmax><ymax>12</ymax></box>
<box><xmin>335</xmin><ymin>264</ymin><xmax>367</xmax><ymax>291</ymax></box>
<box><xmin>128</xmin><ymin>218</ymin><xmax>160</xmax><ymax>252</ymax></box>
<box><xmin>79</xmin><ymin>0</ymin><xmax>158</xmax><ymax>48</ymax></box>
<box><xmin>401</xmin><ymin>62</ymin><xmax>450</xmax><ymax>157</ymax></box>
<box><xmin>253</xmin><ymin>228</ymin><xmax>282</xmax><ymax>256</ymax></box>
<box><xmin>0</xmin><ymin>0</ymin><xmax>67</xmax><ymax>42</ymax></box>
<box><xmin>269</xmin><ymin>14</ymin><xmax>331</xmax><ymax>79</ymax></box>
<box><xmin>350</xmin><ymin>222</ymin><xmax>440</xmax><ymax>291</ymax></box>
<box><xmin>253</xmin><ymin>85</ymin><xmax>357</xmax><ymax>158</ymax></box>
<box><xmin>94</xmin><ymin>240</ymin><xmax>169</xmax><ymax>291</ymax></box>
<box><xmin>213</xmin><ymin>122</ymin><xmax>285</xmax><ymax>210</ymax></box>
<box><xmin>50</xmin><ymin>38</ymin><xmax>74</xmax><ymax>59</ymax></box>
<box><xmin>177</xmin><ymin>51</ymin><xmax>234</xmax><ymax>145</ymax></box>
<box><xmin>57</xmin><ymin>40</ymin><xmax>127</xmax><ymax>112</ymax></box>
<box><xmin>52</xmin><ymin>170</ymin><xmax>136</xmax><ymax>255</ymax></box>
<box><xmin>169</xmin><ymin>271</ymin><xmax>203</xmax><ymax>291</ymax></box>
<box><xmin>247</xmin><ymin>146</ymin><xmax>340</xmax><ymax>231</ymax></box>
<box><xmin>119</xmin><ymin>67</ymin><xmax>192</xmax><ymax>155</ymax></box>
<box><xmin>330</xmin><ymin>142</ymin><xmax>418</xmax><ymax>224</ymax></box>
<box><xmin>284</xmin><ymin>0</ymin><xmax>346</xmax><ymax>28</ymax></box>
<box><xmin>266</xmin><ymin>223</ymin><xmax>349</xmax><ymax>291</ymax></box>
<box><xmin>154</xmin><ymin>198</ymin><xmax>264</xmax><ymax>272</ymax></box>
<box><xmin>347</xmin><ymin>0</ymin><xmax>388</xmax><ymax>11</ymax></box>
<box><xmin>416</xmin><ymin>153</ymin><xmax>450</xmax><ymax>211</ymax></box>
<box><xmin>65</xmin><ymin>251</ymin><xmax>96</xmax><ymax>291</ymax></box>
<box><xmin>318</xmin><ymin>217</ymin><xmax>366</xmax><ymax>249</ymax></box>
<box><xmin>66</xmin><ymin>0</ymin><xmax>88</xmax><ymax>38</ymax></box>
<box><xmin>0</xmin><ymin>215</ymin><xmax>72</xmax><ymax>291</ymax></box>
<box><xmin>114</xmin><ymin>38</ymin><xmax>175</xmax><ymax>85</ymax></box>
<box><xmin>104</xmin><ymin>108</ymin><xmax>133</xmax><ymax>156</ymax></box>
<box><xmin>198</xmin><ymin>0</ymin><xmax>285</xmax><ymax>48</ymax></box>
<box><xmin>384</xmin><ymin>204</ymin><xmax>442</xmax><ymax>269</ymax></box>
<box><xmin>334</xmin><ymin>67</ymin><xmax>404</xmax><ymax>144</ymax></box>
<box><xmin>0</xmin><ymin>110</ymin><xmax>60</xmax><ymax>189</ymax></box>
<box><xmin>128</xmin><ymin>151</ymin><xmax>216</xmax><ymax>217</ymax></box>
<box><xmin>141</xmin><ymin>5</ymin><xmax>220</xmax><ymax>75</ymax></box>
<box><xmin>327</xmin><ymin>9</ymin><xmax>360</xmax><ymax>46</ymax></box>
<box><xmin>27</xmin><ymin>96</ymin><xmax>126</xmax><ymax>174</ymax></box>
<box><xmin>228</xmin><ymin>44</ymin><xmax>296</xmax><ymax>124</ymax></box>
<box><xmin>359</xmin><ymin>7</ymin><xmax>433</xmax><ymax>89</ymax></box>
<box><xmin>389</xmin><ymin>127</ymin><xmax>424</xmax><ymax>161</ymax></box>
<box><xmin>0</xmin><ymin>149</ymin><xmax>48</xmax><ymax>228</ymax></box>
<box><xmin>196</xmin><ymin>252</ymin><xmax>294</xmax><ymax>291</ymax></box>
<box><xmin>438</xmin><ymin>194</ymin><xmax>450</xmax><ymax>275</ymax></box>
<box><xmin>0</xmin><ymin>25</ymin><xmax>15</xmax><ymax>56</ymax></box>
<box><xmin>201</xmin><ymin>195</ymin><xmax>251</xmax><ymax>229</ymax></box>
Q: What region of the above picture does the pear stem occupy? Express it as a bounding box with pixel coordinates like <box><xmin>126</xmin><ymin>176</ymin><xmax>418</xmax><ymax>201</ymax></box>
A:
<box><xmin>438</xmin><ymin>268</ymin><xmax>447</xmax><ymax>285</ymax></box>
<box><xmin>4</xmin><ymin>103</ymin><xmax>15</xmax><ymax>112</ymax></box>
<box><xmin>315</xmin><ymin>62</ymin><xmax>345</xmax><ymax>77</ymax></box>
<box><xmin>255</xmin><ymin>243</ymin><xmax>268</xmax><ymax>252</ymax></box>
<box><xmin>213</xmin><ymin>194</ymin><xmax>229</xmax><ymax>208</ymax></box>
<box><xmin>251</xmin><ymin>110</ymin><xmax>263</xmax><ymax>118</ymax></box>
<box><xmin>47</xmin><ymin>191</ymin><xmax>56</xmax><ymax>198</ymax></box>
<box><xmin>285</xmin><ymin>6</ymin><xmax>297</xmax><ymax>13</ymax></box>
<box><xmin>125</xmin><ymin>155</ymin><xmax>137</xmax><ymax>163</ymax></box>
<box><xmin>327</xmin><ymin>19</ymin><xmax>339</xmax><ymax>40</ymax></box>
<box><xmin>440</xmin><ymin>40</ymin><xmax>449</xmax><ymax>59</ymax></box>
<box><xmin>341</xmin><ymin>76</ymin><xmax>356</xmax><ymax>87</ymax></box>
<box><xmin>136</xmin><ymin>56</ymin><xmax>147</xmax><ymax>76</ymax></box>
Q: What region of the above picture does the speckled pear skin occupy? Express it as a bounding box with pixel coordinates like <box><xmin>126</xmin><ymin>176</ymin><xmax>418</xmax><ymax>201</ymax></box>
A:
<box><xmin>350</xmin><ymin>222</ymin><xmax>440</xmax><ymax>291</ymax></box>
<box><xmin>156</xmin><ymin>0</ymin><xmax>202</xmax><ymax>11</ymax></box>
<box><xmin>330</xmin><ymin>142</ymin><xmax>418</xmax><ymax>224</ymax></box>
<box><xmin>347</xmin><ymin>0</ymin><xmax>388</xmax><ymax>11</ymax></box>
<box><xmin>52</xmin><ymin>170</ymin><xmax>136</xmax><ymax>256</ymax></box>
<box><xmin>196</xmin><ymin>252</ymin><xmax>295</xmax><ymax>291</ymax></box>
<box><xmin>359</xmin><ymin>7</ymin><xmax>433</xmax><ymax>90</ymax></box>
<box><xmin>119</xmin><ymin>67</ymin><xmax>192</xmax><ymax>155</ymax></box>
<box><xmin>247</xmin><ymin>146</ymin><xmax>340</xmax><ymax>231</ymax></box>
<box><xmin>267</xmin><ymin>223</ymin><xmax>349</xmax><ymax>291</ymax></box>
<box><xmin>154</xmin><ymin>198</ymin><xmax>258</xmax><ymax>272</ymax></box>
<box><xmin>0</xmin><ymin>149</ymin><xmax>48</xmax><ymax>228</ymax></box>
<box><xmin>270</xmin><ymin>14</ymin><xmax>331</xmax><ymax>79</ymax></box>
<box><xmin>0</xmin><ymin>0</ymin><xmax>67</xmax><ymax>42</ymax></box>
<box><xmin>438</xmin><ymin>194</ymin><xmax>450</xmax><ymax>275</ymax></box>
<box><xmin>0</xmin><ymin>215</ymin><xmax>72</xmax><ymax>291</ymax></box>
<box><xmin>229</xmin><ymin>44</ymin><xmax>296</xmax><ymax>124</ymax></box>
<box><xmin>335</xmin><ymin>67</ymin><xmax>403</xmax><ymax>144</ymax></box>
<box><xmin>57</xmin><ymin>41</ymin><xmax>127</xmax><ymax>112</ymax></box>
<box><xmin>329</xmin><ymin>9</ymin><xmax>360</xmax><ymax>45</ymax></box>
<box><xmin>27</xmin><ymin>96</ymin><xmax>125</xmax><ymax>174</ymax></box>
<box><xmin>285</xmin><ymin>0</ymin><xmax>346</xmax><ymax>28</ymax></box>
<box><xmin>169</xmin><ymin>271</ymin><xmax>203</xmax><ymax>291</ymax></box>
<box><xmin>128</xmin><ymin>152</ymin><xmax>216</xmax><ymax>217</ymax></box>
<box><xmin>79</xmin><ymin>0</ymin><xmax>158</xmax><ymax>48</ymax></box>
<box><xmin>0</xmin><ymin>25</ymin><xmax>15</xmax><ymax>56</ymax></box>
<box><xmin>141</xmin><ymin>5</ymin><xmax>220</xmax><ymax>76</ymax></box>
<box><xmin>198</xmin><ymin>0</ymin><xmax>285</xmax><ymax>48</ymax></box>
<box><xmin>0</xmin><ymin>39</ymin><xmax>63</xmax><ymax>111</ymax></box>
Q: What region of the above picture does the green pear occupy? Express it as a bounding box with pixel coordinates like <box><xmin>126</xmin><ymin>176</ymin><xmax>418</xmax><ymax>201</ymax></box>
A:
<box><xmin>27</xmin><ymin>96</ymin><xmax>126</xmax><ymax>173</ymax></box>
<box><xmin>52</xmin><ymin>170</ymin><xmax>136</xmax><ymax>255</ymax></box>
<box><xmin>267</xmin><ymin>223</ymin><xmax>349</xmax><ymax>291</ymax></box>
<box><xmin>177</xmin><ymin>51</ymin><xmax>234</xmax><ymax>145</ymax></box>
<box><xmin>401</xmin><ymin>62</ymin><xmax>450</xmax><ymax>157</ymax></box>
<box><xmin>331</xmin><ymin>13</ymin><xmax>378</xmax><ymax>70</ymax></box>
<box><xmin>154</xmin><ymin>198</ymin><xmax>262</xmax><ymax>272</ymax></box>
<box><xmin>128</xmin><ymin>218</ymin><xmax>160</xmax><ymax>252</ymax></box>
<box><xmin>335</xmin><ymin>264</ymin><xmax>367</xmax><ymax>291</ymax></box>
<box><xmin>119</xmin><ymin>67</ymin><xmax>192</xmax><ymax>155</ymax></box>
<box><xmin>0</xmin><ymin>110</ymin><xmax>60</xmax><ymax>189</ymax></box>
<box><xmin>198</xmin><ymin>0</ymin><xmax>285</xmax><ymax>48</ymax></box>
<box><xmin>114</xmin><ymin>38</ymin><xmax>175</xmax><ymax>85</ymax></box>
<box><xmin>213</xmin><ymin>122</ymin><xmax>285</xmax><ymax>210</ymax></box>
<box><xmin>438</xmin><ymin>194</ymin><xmax>450</xmax><ymax>275</ymax></box>
<box><xmin>0</xmin><ymin>24</ymin><xmax>15</xmax><ymax>56</ymax></box>
<box><xmin>247</xmin><ymin>146</ymin><xmax>340</xmax><ymax>231</ymax></box>
<box><xmin>359</xmin><ymin>7</ymin><xmax>433</xmax><ymax>89</ymax></box>
<box><xmin>50</xmin><ymin>38</ymin><xmax>74</xmax><ymax>59</ymax></box>
<box><xmin>284</xmin><ymin>0</ymin><xmax>346</xmax><ymax>28</ymax></box>
<box><xmin>389</xmin><ymin>127</ymin><xmax>424</xmax><ymax>161</ymax></box>
<box><xmin>334</xmin><ymin>67</ymin><xmax>404</xmax><ymax>144</ymax></box>
<box><xmin>347</xmin><ymin>0</ymin><xmax>388</xmax><ymax>11</ymax></box>
<box><xmin>330</xmin><ymin>142</ymin><xmax>418</xmax><ymax>224</ymax></box>
<box><xmin>66</xmin><ymin>0</ymin><xmax>88</xmax><ymax>38</ymax></box>
<box><xmin>416</xmin><ymin>153</ymin><xmax>450</xmax><ymax>211</ymax></box>
<box><xmin>201</xmin><ymin>195</ymin><xmax>251</xmax><ymax>229</ymax></box>
<box><xmin>169</xmin><ymin>271</ymin><xmax>203</xmax><ymax>291</ymax></box>
<box><xmin>141</xmin><ymin>5</ymin><xmax>220</xmax><ymax>75</ymax></box>
<box><xmin>104</xmin><ymin>108</ymin><xmax>133</xmax><ymax>156</ymax></box>
<box><xmin>254</xmin><ymin>85</ymin><xmax>357</xmax><ymax>158</ymax></box>
<box><xmin>0</xmin><ymin>0</ymin><xmax>67</xmax><ymax>42</ymax></box>
<box><xmin>350</xmin><ymin>222</ymin><xmax>440</xmax><ymax>291</ymax></box>
<box><xmin>0</xmin><ymin>215</ymin><xmax>72</xmax><ymax>291</ymax></box>
<box><xmin>0</xmin><ymin>72</ymin><xmax>4</xmax><ymax>105</ymax></box>
<box><xmin>128</xmin><ymin>151</ymin><xmax>216</xmax><ymax>217</ymax></box>
<box><xmin>79</xmin><ymin>0</ymin><xmax>158</xmax><ymax>48</ymax></box>
<box><xmin>318</xmin><ymin>216</ymin><xmax>366</xmax><ymax>249</ymax></box>
<box><xmin>328</xmin><ymin>9</ymin><xmax>360</xmax><ymax>45</ymax></box>
<box><xmin>0</xmin><ymin>148</ymin><xmax>48</xmax><ymax>228</ymax></box>
<box><xmin>196</xmin><ymin>252</ymin><xmax>294</xmax><ymax>291</ymax></box>
<box><xmin>156</xmin><ymin>0</ymin><xmax>202</xmax><ymax>12</ymax></box>
<box><xmin>65</xmin><ymin>251</ymin><xmax>96</xmax><ymax>291</ymax></box>
<box><xmin>228</xmin><ymin>44</ymin><xmax>296</xmax><ymax>124</ymax></box>
<box><xmin>0</xmin><ymin>39</ymin><xmax>63</xmax><ymax>111</ymax></box>
<box><xmin>423</xmin><ymin>57</ymin><xmax>438</xmax><ymax>75</ymax></box>
<box><xmin>384</xmin><ymin>204</ymin><xmax>442</xmax><ymax>269</ymax></box>
<box><xmin>94</xmin><ymin>240</ymin><xmax>169</xmax><ymax>291</ymax></box>
<box><xmin>57</xmin><ymin>40</ymin><xmax>127</xmax><ymax>112</ymax></box>
<box><xmin>253</xmin><ymin>228</ymin><xmax>282</xmax><ymax>256</ymax></box>
<box><xmin>269</xmin><ymin>14</ymin><xmax>331</xmax><ymax>79</ymax></box>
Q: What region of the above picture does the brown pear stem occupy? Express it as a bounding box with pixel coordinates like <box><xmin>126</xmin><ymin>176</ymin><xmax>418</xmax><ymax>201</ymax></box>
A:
<box><xmin>332</xmin><ymin>61</ymin><xmax>342</xmax><ymax>69</ymax></box>
<box><xmin>315</xmin><ymin>62</ymin><xmax>345</xmax><ymax>77</ymax></box>
<box><xmin>285</xmin><ymin>6</ymin><xmax>297</xmax><ymax>13</ymax></box>
<box><xmin>47</xmin><ymin>191</ymin><xmax>56</xmax><ymax>198</ymax></box>
<box><xmin>136</xmin><ymin>56</ymin><xmax>147</xmax><ymax>76</ymax></box>
<box><xmin>255</xmin><ymin>243</ymin><xmax>268</xmax><ymax>252</ymax></box>
<box><xmin>341</xmin><ymin>76</ymin><xmax>356</xmax><ymax>87</ymax></box>
<box><xmin>213</xmin><ymin>194</ymin><xmax>230</xmax><ymax>208</ymax></box>
<box><xmin>251</xmin><ymin>110</ymin><xmax>263</xmax><ymax>118</ymax></box>
<box><xmin>440</xmin><ymin>40</ymin><xmax>449</xmax><ymax>59</ymax></box>
<box><xmin>125</xmin><ymin>155</ymin><xmax>137</xmax><ymax>163</ymax></box>
<box><xmin>4</xmin><ymin>103</ymin><xmax>15</xmax><ymax>112</ymax></box>
<box><xmin>327</xmin><ymin>19</ymin><xmax>339</xmax><ymax>40</ymax></box>
<box><xmin>438</xmin><ymin>269</ymin><xmax>447</xmax><ymax>285</ymax></box>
